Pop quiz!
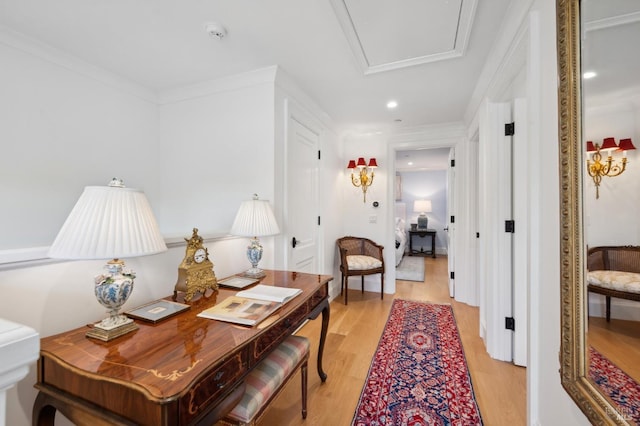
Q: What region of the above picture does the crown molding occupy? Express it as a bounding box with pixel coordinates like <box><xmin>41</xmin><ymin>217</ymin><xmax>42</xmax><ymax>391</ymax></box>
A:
<box><xmin>0</xmin><ymin>25</ymin><xmax>157</xmax><ymax>104</ymax></box>
<box><xmin>157</xmin><ymin>66</ymin><xmax>278</xmax><ymax>105</ymax></box>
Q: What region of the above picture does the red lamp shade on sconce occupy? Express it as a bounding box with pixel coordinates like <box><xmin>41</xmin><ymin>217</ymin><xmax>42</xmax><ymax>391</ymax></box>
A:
<box><xmin>586</xmin><ymin>141</ymin><xmax>596</xmax><ymax>152</ymax></box>
<box><xmin>618</xmin><ymin>138</ymin><xmax>636</xmax><ymax>151</ymax></box>
<box><xmin>600</xmin><ymin>137</ymin><xmax>618</xmax><ymax>150</ymax></box>
<box><xmin>368</xmin><ymin>158</ymin><xmax>378</xmax><ymax>168</ymax></box>
<box><xmin>347</xmin><ymin>160</ymin><xmax>357</xmax><ymax>169</ymax></box>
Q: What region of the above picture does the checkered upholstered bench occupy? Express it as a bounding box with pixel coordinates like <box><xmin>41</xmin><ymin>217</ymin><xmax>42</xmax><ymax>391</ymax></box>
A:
<box><xmin>218</xmin><ymin>335</ymin><xmax>310</xmax><ymax>426</ymax></box>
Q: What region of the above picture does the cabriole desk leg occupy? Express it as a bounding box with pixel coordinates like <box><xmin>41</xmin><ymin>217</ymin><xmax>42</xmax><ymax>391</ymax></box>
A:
<box><xmin>308</xmin><ymin>298</ymin><xmax>330</xmax><ymax>382</ymax></box>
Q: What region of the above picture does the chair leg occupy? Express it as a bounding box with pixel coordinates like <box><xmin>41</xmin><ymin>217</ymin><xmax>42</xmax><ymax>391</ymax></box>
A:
<box><xmin>301</xmin><ymin>360</ymin><xmax>308</xmax><ymax>419</ymax></box>
<box><xmin>605</xmin><ymin>296</ymin><xmax>611</xmax><ymax>322</ymax></box>
<box><xmin>344</xmin><ymin>275</ymin><xmax>348</xmax><ymax>305</ymax></box>
<box><xmin>380</xmin><ymin>273</ymin><xmax>384</xmax><ymax>300</ymax></box>
<box><xmin>361</xmin><ymin>275</ymin><xmax>364</xmax><ymax>293</ymax></box>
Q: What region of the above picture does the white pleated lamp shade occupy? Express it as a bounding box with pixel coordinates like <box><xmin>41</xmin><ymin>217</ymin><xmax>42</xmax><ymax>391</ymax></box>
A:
<box><xmin>48</xmin><ymin>182</ymin><xmax>167</xmax><ymax>260</ymax></box>
<box><xmin>230</xmin><ymin>196</ymin><xmax>280</xmax><ymax>237</ymax></box>
<box><xmin>413</xmin><ymin>200</ymin><xmax>432</xmax><ymax>214</ymax></box>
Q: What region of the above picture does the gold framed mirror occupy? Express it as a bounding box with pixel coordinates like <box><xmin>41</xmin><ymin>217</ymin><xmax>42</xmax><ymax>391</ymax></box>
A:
<box><xmin>559</xmin><ymin>0</ymin><xmax>639</xmax><ymax>424</ymax></box>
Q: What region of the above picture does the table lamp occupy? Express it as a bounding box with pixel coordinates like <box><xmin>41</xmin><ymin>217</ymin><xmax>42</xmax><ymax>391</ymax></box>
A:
<box><xmin>230</xmin><ymin>194</ymin><xmax>280</xmax><ymax>278</ymax></box>
<box><xmin>414</xmin><ymin>199</ymin><xmax>432</xmax><ymax>230</ymax></box>
<box><xmin>48</xmin><ymin>178</ymin><xmax>167</xmax><ymax>341</ymax></box>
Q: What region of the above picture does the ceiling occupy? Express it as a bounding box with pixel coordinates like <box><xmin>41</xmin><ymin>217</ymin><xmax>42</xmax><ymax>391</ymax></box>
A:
<box><xmin>0</xmin><ymin>0</ymin><xmax>512</xmax><ymax>133</ymax></box>
<box><xmin>396</xmin><ymin>148</ymin><xmax>451</xmax><ymax>172</ymax></box>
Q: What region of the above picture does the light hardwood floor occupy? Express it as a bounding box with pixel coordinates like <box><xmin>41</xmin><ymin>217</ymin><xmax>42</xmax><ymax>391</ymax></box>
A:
<box><xmin>588</xmin><ymin>316</ymin><xmax>640</xmax><ymax>383</ymax></box>
<box><xmin>258</xmin><ymin>256</ymin><xmax>527</xmax><ymax>425</ymax></box>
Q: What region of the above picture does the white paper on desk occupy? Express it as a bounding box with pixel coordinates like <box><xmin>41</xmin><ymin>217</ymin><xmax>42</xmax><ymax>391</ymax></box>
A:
<box><xmin>236</xmin><ymin>285</ymin><xmax>302</xmax><ymax>304</ymax></box>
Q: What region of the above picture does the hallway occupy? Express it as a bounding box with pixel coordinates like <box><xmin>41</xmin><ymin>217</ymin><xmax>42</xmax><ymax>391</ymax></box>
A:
<box><xmin>258</xmin><ymin>256</ymin><xmax>526</xmax><ymax>425</ymax></box>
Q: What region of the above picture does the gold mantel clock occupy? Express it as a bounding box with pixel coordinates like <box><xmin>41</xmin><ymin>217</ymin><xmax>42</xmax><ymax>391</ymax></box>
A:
<box><xmin>173</xmin><ymin>228</ymin><xmax>218</xmax><ymax>302</ymax></box>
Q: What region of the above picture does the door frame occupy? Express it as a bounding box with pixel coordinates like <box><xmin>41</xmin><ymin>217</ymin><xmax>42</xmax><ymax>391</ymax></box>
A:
<box><xmin>386</xmin><ymin>124</ymin><xmax>471</xmax><ymax>298</ymax></box>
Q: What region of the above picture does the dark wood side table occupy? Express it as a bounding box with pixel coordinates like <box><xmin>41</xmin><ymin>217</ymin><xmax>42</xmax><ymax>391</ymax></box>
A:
<box><xmin>408</xmin><ymin>229</ymin><xmax>437</xmax><ymax>258</ymax></box>
<box><xmin>33</xmin><ymin>270</ymin><xmax>332</xmax><ymax>426</ymax></box>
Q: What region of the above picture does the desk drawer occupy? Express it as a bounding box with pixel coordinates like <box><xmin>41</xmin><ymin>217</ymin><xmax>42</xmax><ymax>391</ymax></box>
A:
<box><xmin>179</xmin><ymin>351</ymin><xmax>247</xmax><ymax>424</ymax></box>
<box><xmin>251</xmin><ymin>286</ymin><xmax>326</xmax><ymax>363</ymax></box>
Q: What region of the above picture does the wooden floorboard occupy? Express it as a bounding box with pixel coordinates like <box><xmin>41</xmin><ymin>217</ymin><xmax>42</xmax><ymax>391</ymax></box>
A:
<box><xmin>256</xmin><ymin>256</ymin><xmax>527</xmax><ymax>425</ymax></box>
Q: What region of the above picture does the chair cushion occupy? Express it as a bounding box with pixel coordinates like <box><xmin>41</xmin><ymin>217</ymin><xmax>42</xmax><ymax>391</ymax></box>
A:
<box><xmin>588</xmin><ymin>270</ymin><xmax>640</xmax><ymax>294</ymax></box>
<box><xmin>347</xmin><ymin>255</ymin><xmax>383</xmax><ymax>270</ymax></box>
<box><xmin>226</xmin><ymin>335</ymin><xmax>310</xmax><ymax>423</ymax></box>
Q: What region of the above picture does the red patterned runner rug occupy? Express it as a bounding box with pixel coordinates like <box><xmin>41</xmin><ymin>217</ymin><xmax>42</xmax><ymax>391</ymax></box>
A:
<box><xmin>352</xmin><ymin>299</ymin><xmax>482</xmax><ymax>425</ymax></box>
<box><xmin>589</xmin><ymin>347</ymin><xmax>640</xmax><ymax>424</ymax></box>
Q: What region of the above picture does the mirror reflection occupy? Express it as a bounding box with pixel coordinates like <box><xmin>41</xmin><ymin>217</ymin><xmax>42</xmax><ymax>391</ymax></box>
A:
<box><xmin>582</xmin><ymin>0</ymin><xmax>640</xmax><ymax>405</ymax></box>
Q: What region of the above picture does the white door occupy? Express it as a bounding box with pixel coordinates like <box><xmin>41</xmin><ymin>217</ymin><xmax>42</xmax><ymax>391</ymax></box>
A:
<box><xmin>285</xmin><ymin>103</ymin><xmax>319</xmax><ymax>273</ymax></box>
<box><xmin>479</xmin><ymin>101</ymin><xmax>513</xmax><ymax>362</ymax></box>
<box><xmin>447</xmin><ymin>148</ymin><xmax>456</xmax><ymax>297</ymax></box>
<box><xmin>512</xmin><ymin>98</ymin><xmax>528</xmax><ymax>367</ymax></box>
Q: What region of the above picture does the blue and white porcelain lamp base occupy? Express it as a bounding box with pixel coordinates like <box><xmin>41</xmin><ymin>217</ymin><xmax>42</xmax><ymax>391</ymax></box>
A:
<box><xmin>241</xmin><ymin>237</ymin><xmax>266</xmax><ymax>278</ymax></box>
<box><xmin>86</xmin><ymin>259</ymin><xmax>139</xmax><ymax>341</ymax></box>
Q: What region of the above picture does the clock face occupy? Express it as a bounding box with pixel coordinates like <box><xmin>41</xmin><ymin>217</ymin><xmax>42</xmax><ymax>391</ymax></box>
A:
<box><xmin>194</xmin><ymin>248</ymin><xmax>207</xmax><ymax>264</ymax></box>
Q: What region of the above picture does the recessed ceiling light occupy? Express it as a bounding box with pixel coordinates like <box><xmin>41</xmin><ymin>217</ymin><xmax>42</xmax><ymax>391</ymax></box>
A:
<box><xmin>387</xmin><ymin>100</ymin><xmax>398</xmax><ymax>109</ymax></box>
<box><xmin>583</xmin><ymin>71</ymin><xmax>597</xmax><ymax>79</ymax></box>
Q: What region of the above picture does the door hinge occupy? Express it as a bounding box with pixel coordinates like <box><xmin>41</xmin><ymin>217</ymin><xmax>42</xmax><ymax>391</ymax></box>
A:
<box><xmin>318</xmin><ymin>216</ymin><xmax>321</xmax><ymax>226</ymax></box>
<box><xmin>505</xmin><ymin>317</ymin><xmax>515</xmax><ymax>331</ymax></box>
<box><xmin>505</xmin><ymin>220</ymin><xmax>515</xmax><ymax>233</ymax></box>
<box><xmin>450</xmin><ymin>271</ymin><xmax>455</xmax><ymax>280</ymax></box>
<box><xmin>505</xmin><ymin>122</ymin><xmax>515</xmax><ymax>136</ymax></box>
<box><xmin>476</xmin><ymin>232</ymin><xmax>480</xmax><ymax>238</ymax></box>
<box><xmin>450</xmin><ymin>215</ymin><xmax>455</xmax><ymax>224</ymax></box>
<box><xmin>318</xmin><ymin>150</ymin><xmax>321</xmax><ymax>160</ymax></box>
<box><xmin>450</xmin><ymin>159</ymin><xmax>455</xmax><ymax>167</ymax></box>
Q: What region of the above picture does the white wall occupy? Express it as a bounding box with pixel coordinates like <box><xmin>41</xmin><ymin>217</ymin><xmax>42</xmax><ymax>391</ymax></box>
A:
<box><xmin>341</xmin><ymin>133</ymin><xmax>392</xmax><ymax>294</ymax></box>
<box><xmin>584</xmin><ymin>100</ymin><xmax>640</xmax><ymax>246</ymax></box>
<box><xmin>584</xmin><ymin>92</ymin><xmax>640</xmax><ymax>321</ymax></box>
<box><xmin>157</xmin><ymin>71</ymin><xmax>276</xmax><ymax>238</ymax></box>
<box><xmin>0</xmin><ymin>31</ymin><xmax>160</xmax><ymax>251</ymax></box>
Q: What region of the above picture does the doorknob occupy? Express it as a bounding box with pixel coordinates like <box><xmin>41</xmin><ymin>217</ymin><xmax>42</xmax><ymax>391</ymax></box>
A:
<box><xmin>292</xmin><ymin>237</ymin><xmax>297</xmax><ymax>248</ymax></box>
<box><xmin>443</xmin><ymin>226</ymin><xmax>449</xmax><ymax>232</ymax></box>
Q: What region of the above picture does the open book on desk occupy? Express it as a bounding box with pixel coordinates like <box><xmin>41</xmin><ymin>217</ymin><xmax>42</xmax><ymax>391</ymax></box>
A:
<box><xmin>236</xmin><ymin>285</ymin><xmax>302</xmax><ymax>303</ymax></box>
<box><xmin>197</xmin><ymin>285</ymin><xmax>302</xmax><ymax>326</ymax></box>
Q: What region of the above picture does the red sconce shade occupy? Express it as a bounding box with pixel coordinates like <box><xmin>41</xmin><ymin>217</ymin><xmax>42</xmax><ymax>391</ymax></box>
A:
<box><xmin>356</xmin><ymin>157</ymin><xmax>367</xmax><ymax>167</ymax></box>
<box><xmin>600</xmin><ymin>137</ymin><xmax>618</xmax><ymax>150</ymax></box>
<box><xmin>347</xmin><ymin>160</ymin><xmax>357</xmax><ymax>169</ymax></box>
<box><xmin>586</xmin><ymin>141</ymin><xmax>596</xmax><ymax>152</ymax></box>
<box><xmin>368</xmin><ymin>158</ymin><xmax>378</xmax><ymax>168</ymax></box>
<box><xmin>618</xmin><ymin>138</ymin><xmax>636</xmax><ymax>151</ymax></box>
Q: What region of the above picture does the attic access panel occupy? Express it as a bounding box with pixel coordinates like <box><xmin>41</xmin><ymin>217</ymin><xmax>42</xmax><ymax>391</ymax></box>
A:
<box><xmin>330</xmin><ymin>0</ymin><xmax>477</xmax><ymax>74</ymax></box>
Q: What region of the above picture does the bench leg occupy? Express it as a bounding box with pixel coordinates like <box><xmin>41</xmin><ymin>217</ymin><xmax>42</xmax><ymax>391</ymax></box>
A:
<box><xmin>605</xmin><ymin>296</ymin><xmax>611</xmax><ymax>322</ymax></box>
<box><xmin>301</xmin><ymin>360</ymin><xmax>308</xmax><ymax>419</ymax></box>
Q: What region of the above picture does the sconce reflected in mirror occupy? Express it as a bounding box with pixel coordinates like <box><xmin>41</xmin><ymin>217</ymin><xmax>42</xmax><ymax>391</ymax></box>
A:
<box><xmin>347</xmin><ymin>157</ymin><xmax>377</xmax><ymax>202</ymax></box>
<box><xmin>586</xmin><ymin>137</ymin><xmax>636</xmax><ymax>199</ymax></box>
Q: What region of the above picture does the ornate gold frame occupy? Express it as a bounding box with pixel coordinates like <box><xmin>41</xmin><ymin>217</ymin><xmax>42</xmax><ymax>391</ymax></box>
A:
<box><xmin>558</xmin><ymin>0</ymin><xmax>632</xmax><ymax>424</ymax></box>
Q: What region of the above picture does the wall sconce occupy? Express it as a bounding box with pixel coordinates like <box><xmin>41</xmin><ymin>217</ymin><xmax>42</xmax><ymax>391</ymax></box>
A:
<box><xmin>347</xmin><ymin>157</ymin><xmax>377</xmax><ymax>202</ymax></box>
<box><xmin>586</xmin><ymin>137</ymin><xmax>636</xmax><ymax>199</ymax></box>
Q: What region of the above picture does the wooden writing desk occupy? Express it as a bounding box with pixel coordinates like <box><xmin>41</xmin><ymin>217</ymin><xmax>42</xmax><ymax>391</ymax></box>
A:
<box><xmin>33</xmin><ymin>270</ymin><xmax>332</xmax><ymax>425</ymax></box>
